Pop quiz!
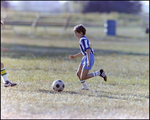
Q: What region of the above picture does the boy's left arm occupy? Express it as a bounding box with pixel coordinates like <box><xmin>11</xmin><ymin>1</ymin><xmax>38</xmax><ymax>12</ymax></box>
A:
<box><xmin>86</xmin><ymin>49</ymin><xmax>91</xmax><ymax>67</ymax></box>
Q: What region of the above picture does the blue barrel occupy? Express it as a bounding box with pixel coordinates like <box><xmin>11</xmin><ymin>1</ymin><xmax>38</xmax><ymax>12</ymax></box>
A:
<box><xmin>104</xmin><ymin>20</ymin><xmax>116</xmax><ymax>36</ymax></box>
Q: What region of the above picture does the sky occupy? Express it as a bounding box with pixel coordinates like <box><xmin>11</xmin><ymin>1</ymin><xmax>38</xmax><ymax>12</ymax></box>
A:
<box><xmin>141</xmin><ymin>1</ymin><xmax>149</xmax><ymax>13</ymax></box>
<box><xmin>141</xmin><ymin>1</ymin><xmax>149</xmax><ymax>5</ymax></box>
<box><xmin>10</xmin><ymin>1</ymin><xmax>149</xmax><ymax>5</ymax></box>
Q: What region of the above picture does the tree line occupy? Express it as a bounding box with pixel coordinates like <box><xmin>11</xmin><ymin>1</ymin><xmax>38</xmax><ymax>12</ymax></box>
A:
<box><xmin>72</xmin><ymin>1</ymin><xmax>142</xmax><ymax>14</ymax></box>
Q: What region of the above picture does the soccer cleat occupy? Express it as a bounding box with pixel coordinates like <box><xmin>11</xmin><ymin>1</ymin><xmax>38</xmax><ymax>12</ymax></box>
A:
<box><xmin>100</xmin><ymin>69</ymin><xmax>107</xmax><ymax>82</ymax></box>
<box><xmin>81</xmin><ymin>87</ymin><xmax>89</xmax><ymax>90</ymax></box>
<box><xmin>4</xmin><ymin>80</ymin><xmax>17</xmax><ymax>87</ymax></box>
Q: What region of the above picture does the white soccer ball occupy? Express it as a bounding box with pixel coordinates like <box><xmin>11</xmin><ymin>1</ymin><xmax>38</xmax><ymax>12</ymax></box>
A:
<box><xmin>52</xmin><ymin>79</ymin><xmax>65</xmax><ymax>92</ymax></box>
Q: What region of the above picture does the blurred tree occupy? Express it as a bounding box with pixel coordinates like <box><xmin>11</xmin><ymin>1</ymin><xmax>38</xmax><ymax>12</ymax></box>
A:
<box><xmin>81</xmin><ymin>1</ymin><xmax>142</xmax><ymax>14</ymax></box>
<box><xmin>62</xmin><ymin>1</ymin><xmax>88</xmax><ymax>13</ymax></box>
<box><xmin>62</xmin><ymin>1</ymin><xmax>74</xmax><ymax>13</ymax></box>
<box><xmin>72</xmin><ymin>1</ymin><xmax>89</xmax><ymax>13</ymax></box>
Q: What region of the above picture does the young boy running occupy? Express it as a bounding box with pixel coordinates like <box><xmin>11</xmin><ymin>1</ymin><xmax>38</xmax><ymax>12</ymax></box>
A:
<box><xmin>1</xmin><ymin>21</ymin><xmax>17</xmax><ymax>87</ymax></box>
<box><xmin>69</xmin><ymin>24</ymin><xmax>107</xmax><ymax>90</ymax></box>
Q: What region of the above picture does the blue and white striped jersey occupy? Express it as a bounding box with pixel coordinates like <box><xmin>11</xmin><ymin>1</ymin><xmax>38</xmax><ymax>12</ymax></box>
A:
<box><xmin>79</xmin><ymin>36</ymin><xmax>95</xmax><ymax>56</ymax></box>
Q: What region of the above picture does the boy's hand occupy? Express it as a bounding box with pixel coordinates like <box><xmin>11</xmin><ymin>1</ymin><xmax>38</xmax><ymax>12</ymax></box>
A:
<box><xmin>87</xmin><ymin>61</ymin><xmax>90</xmax><ymax>67</ymax></box>
<box><xmin>69</xmin><ymin>55</ymin><xmax>74</xmax><ymax>60</ymax></box>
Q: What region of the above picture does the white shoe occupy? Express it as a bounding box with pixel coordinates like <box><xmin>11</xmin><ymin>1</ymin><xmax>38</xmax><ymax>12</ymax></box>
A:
<box><xmin>4</xmin><ymin>80</ymin><xmax>17</xmax><ymax>87</ymax></box>
<box><xmin>81</xmin><ymin>87</ymin><xmax>89</xmax><ymax>90</ymax></box>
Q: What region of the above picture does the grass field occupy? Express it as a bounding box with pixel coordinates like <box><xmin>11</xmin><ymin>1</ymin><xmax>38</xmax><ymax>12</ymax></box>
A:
<box><xmin>1</xmin><ymin>23</ymin><xmax>149</xmax><ymax>119</ymax></box>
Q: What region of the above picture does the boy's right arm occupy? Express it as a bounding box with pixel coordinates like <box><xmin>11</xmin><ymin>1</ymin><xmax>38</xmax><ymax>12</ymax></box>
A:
<box><xmin>69</xmin><ymin>52</ymin><xmax>82</xmax><ymax>60</ymax></box>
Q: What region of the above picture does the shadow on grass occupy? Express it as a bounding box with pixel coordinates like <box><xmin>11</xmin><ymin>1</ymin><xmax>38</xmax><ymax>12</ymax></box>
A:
<box><xmin>89</xmin><ymin>90</ymin><xmax>149</xmax><ymax>101</ymax></box>
<box><xmin>38</xmin><ymin>89</ymin><xmax>81</xmax><ymax>95</ymax></box>
<box><xmin>13</xmin><ymin>88</ymin><xmax>148</xmax><ymax>101</ymax></box>
<box><xmin>1</xmin><ymin>43</ymin><xmax>149</xmax><ymax>59</ymax></box>
<box><xmin>38</xmin><ymin>89</ymin><xmax>148</xmax><ymax>101</ymax></box>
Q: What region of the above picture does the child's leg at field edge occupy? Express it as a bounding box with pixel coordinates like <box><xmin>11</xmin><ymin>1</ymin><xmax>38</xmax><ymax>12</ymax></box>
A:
<box><xmin>76</xmin><ymin>64</ymin><xmax>89</xmax><ymax>89</ymax></box>
<box><xmin>1</xmin><ymin>62</ymin><xmax>17</xmax><ymax>87</ymax></box>
<box><xmin>1</xmin><ymin>62</ymin><xmax>8</xmax><ymax>83</ymax></box>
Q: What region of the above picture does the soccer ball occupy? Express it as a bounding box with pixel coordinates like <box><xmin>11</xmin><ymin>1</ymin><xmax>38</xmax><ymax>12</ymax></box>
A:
<box><xmin>52</xmin><ymin>79</ymin><xmax>65</xmax><ymax>92</ymax></box>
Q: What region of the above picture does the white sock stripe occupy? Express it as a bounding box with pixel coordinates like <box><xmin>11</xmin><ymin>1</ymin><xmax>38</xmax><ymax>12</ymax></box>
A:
<box><xmin>80</xmin><ymin>80</ymin><xmax>85</xmax><ymax>83</ymax></box>
<box><xmin>95</xmin><ymin>73</ymin><xmax>97</xmax><ymax>76</ymax></box>
<box><xmin>1</xmin><ymin>68</ymin><xmax>5</xmax><ymax>70</ymax></box>
<box><xmin>92</xmin><ymin>73</ymin><xmax>94</xmax><ymax>77</ymax></box>
<box><xmin>93</xmin><ymin>72</ymin><xmax>96</xmax><ymax>77</ymax></box>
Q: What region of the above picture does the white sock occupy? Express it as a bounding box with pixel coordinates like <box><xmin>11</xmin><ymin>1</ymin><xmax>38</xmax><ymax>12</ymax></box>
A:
<box><xmin>1</xmin><ymin>68</ymin><xmax>9</xmax><ymax>83</ymax></box>
<box><xmin>92</xmin><ymin>70</ymin><xmax>100</xmax><ymax>77</ymax></box>
<box><xmin>79</xmin><ymin>80</ymin><xmax>89</xmax><ymax>89</ymax></box>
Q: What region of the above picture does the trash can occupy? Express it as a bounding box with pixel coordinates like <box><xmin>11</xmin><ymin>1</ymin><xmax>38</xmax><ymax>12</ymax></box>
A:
<box><xmin>104</xmin><ymin>20</ymin><xmax>116</xmax><ymax>36</ymax></box>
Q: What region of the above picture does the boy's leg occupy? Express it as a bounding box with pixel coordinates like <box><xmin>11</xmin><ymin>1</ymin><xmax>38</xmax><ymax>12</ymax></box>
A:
<box><xmin>81</xmin><ymin>68</ymin><xmax>107</xmax><ymax>81</ymax></box>
<box><xmin>80</xmin><ymin>69</ymin><xmax>94</xmax><ymax>80</ymax></box>
<box><xmin>76</xmin><ymin>64</ymin><xmax>89</xmax><ymax>90</ymax></box>
<box><xmin>93</xmin><ymin>69</ymin><xmax>107</xmax><ymax>81</ymax></box>
<box><xmin>76</xmin><ymin>64</ymin><xmax>83</xmax><ymax>80</ymax></box>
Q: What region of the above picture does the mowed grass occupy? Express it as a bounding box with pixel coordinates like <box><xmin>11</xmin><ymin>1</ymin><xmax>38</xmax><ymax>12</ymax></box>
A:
<box><xmin>1</xmin><ymin>26</ymin><xmax>149</xmax><ymax>119</ymax></box>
